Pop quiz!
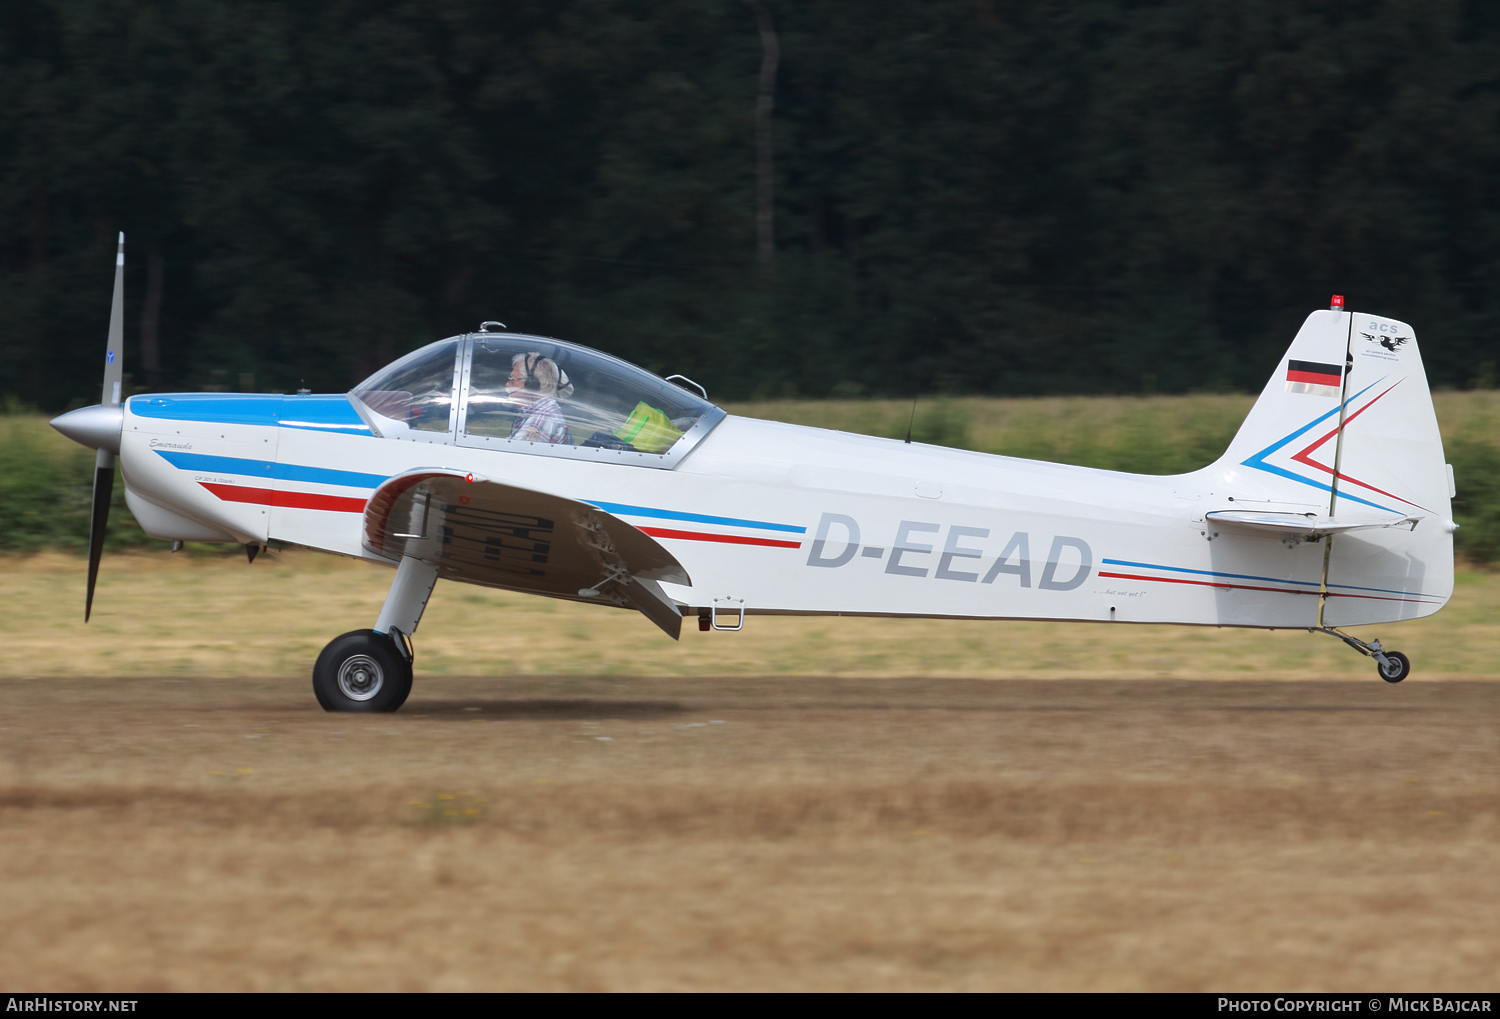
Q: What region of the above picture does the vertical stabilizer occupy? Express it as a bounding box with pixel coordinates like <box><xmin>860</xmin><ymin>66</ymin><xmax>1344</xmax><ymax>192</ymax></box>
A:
<box><xmin>1215</xmin><ymin>309</ymin><xmax>1454</xmax><ymax>625</ymax></box>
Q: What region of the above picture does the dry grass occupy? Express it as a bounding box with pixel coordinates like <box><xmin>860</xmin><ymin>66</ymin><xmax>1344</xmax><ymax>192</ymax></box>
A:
<box><xmin>0</xmin><ymin>674</ymin><xmax>1497</xmax><ymax>990</ymax></box>
<box><xmin>2</xmin><ymin>551</ymin><xmax>1497</xmax><ymax>680</ymax></box>
<box><xmin>2</xmin><ymin>524</ymin><xmax>1498</xmax><ymax>990</ymax></box>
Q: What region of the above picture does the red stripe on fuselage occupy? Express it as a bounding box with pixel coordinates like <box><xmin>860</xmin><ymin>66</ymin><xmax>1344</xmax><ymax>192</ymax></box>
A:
<box><xmin>637</xmin><ymin>526</ymin><xmax>801</xmax><ymax>549</ymax></box>
<box><xmin>199</xmin><ymin>482</ymin><xmax>367</xmax><ymax>513</ymax></box>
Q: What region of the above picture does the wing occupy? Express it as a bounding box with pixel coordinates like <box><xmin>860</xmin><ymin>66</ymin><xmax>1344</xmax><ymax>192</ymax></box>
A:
<box><xmin>1204</xmin><ymin>509</ymin><xmax>1419</xmax><ymax>538</ymax></box>
<box><xmin>362</xmin><ymin>468</ymin><xmax>691</xmax><ymax>638</ymax></box>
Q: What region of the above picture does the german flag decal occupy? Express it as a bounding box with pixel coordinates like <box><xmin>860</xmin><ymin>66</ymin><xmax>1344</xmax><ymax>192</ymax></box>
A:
<box><xmin>1285</xmin><ymin>359</ymin><xmax>1343</xmax><ymax>397</ymax></box>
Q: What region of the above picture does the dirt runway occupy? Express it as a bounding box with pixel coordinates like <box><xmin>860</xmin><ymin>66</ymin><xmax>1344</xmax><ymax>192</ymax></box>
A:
<box><xmin>0</xmin><ymin>674</ymin><xmax>1496</xmax><ymax>991</ymax></box>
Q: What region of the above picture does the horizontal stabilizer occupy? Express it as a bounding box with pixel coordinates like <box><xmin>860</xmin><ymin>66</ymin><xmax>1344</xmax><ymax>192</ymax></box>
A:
<box><xmin>1204</xmin><ymin>509</ymin><xmax>1418</xmax><ymax>538</ymax></box>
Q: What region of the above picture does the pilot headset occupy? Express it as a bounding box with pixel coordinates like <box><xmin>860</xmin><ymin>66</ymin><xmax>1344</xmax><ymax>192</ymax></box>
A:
<box><xmin>517</xmin><ymin>353</ymin><xmax>573</xmax><ymax>398</ymax></box>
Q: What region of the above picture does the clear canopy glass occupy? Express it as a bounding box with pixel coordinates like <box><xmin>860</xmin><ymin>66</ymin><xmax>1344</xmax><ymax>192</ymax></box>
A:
<box><xmin>350</xmin><ymin>339</ymin><xmax>461</xmax><ymax>436</ymax></box>
<box><xmin>463</xmin><ymin>334</ymin><xmax>714</xmax><ymax>455</ymax></box>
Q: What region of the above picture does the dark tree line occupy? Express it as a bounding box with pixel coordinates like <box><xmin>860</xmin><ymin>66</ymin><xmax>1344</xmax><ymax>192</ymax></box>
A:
<box><xmin>3</xmin><ymin>0</ymin><xmax>1498</xmax><ymax>410</ymax></box>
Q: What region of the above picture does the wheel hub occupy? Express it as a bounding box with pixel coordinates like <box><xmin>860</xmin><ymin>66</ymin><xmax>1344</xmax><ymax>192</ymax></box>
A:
<box><xmin>337</xmin><ymin>654</ymin><xmax>385</xmax><ymax>701</ymax></box>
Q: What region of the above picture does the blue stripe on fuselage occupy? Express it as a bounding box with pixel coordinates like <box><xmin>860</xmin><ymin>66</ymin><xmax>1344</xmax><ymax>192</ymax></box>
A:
<box><xmin>129</xmin><ymin>393</ymin><xmax>370</xmax><ymax>434</ymax></box>
<box><xmin>1100</xmin><ymin>557</ymin><xmax>1443</xmax><ymax>600</ymax></box>
<box><xmin>153</xmin><ymin>449</ymin><xmax>386</xmax><ymax>489</ymax></box>
<box><xmin>585</xmin><ymin>500</ymin><xmax>806</xmax><ymax>534</ymax></box>
<box><xmin>132</xmin><ymin>394</ymin><xmax>281</xmax><ymax>425</ymax></box>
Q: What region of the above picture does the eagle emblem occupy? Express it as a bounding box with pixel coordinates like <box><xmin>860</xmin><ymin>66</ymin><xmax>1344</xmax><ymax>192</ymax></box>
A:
<box><xmin>1362</xmin><ymin>332</ymin><xmax>1408</xmax><ymax>353</ymax></box>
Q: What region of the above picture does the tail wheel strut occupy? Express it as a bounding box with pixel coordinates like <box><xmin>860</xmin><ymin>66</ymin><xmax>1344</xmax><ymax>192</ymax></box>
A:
<box><xmin>1312</xmin><ymin>627</ymin><xmax>1411</xmax><ymax>683</ymax></box>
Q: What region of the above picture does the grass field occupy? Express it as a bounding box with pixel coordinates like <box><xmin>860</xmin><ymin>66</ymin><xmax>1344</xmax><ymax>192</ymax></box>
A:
<box><xmin>4</xmin><ymin>551</ymin><xmax>1498</xmax><ymax>680</ymax></box>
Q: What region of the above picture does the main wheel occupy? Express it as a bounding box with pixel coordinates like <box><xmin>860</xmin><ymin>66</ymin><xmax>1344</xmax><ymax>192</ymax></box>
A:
<box><xmin>313</xmin><ymin>629</ymin><xmax>413</xmax><ymax>712</ymax></box>
<box><xmin>1377</xmin><ymin>650</ymin><xmax>1411</xmax><ymax>684</ymax></box>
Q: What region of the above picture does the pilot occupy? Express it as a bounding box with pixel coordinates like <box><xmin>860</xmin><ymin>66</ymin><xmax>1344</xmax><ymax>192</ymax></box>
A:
<box><xmin>507</xmin><ymin>352</ymin><xmax>574</xmax><ymax>444</ymax></box>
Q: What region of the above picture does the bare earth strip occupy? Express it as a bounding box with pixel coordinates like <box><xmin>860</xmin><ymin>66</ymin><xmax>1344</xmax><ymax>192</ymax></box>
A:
<box><xmin>0</xmin><ymin>674</ymin><xmax>1497</xmax><ymax>991</ymax></box>
<box><xmin>0</xmin><ymin>555</ymin><xmax>1497</xmax><ymax>990</ymax></box>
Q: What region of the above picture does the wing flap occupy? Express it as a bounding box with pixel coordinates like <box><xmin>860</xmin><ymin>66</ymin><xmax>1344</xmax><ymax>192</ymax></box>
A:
<box><xmin>618</xmin><ymin>577</ymin><xmax>683</xmax><ymax>641</ymax></box>
<box><xmin>363</xmin><ymin>469</ymin><xmax>690</xmax><ymax>637</ymax></box>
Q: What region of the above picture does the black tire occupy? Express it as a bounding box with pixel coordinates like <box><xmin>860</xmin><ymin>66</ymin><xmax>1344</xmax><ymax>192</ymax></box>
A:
<box><xmin>313</xmin><ymin>629</ymin><xmax>413</xmax><ymax>712</ymax></box>
<box><xmin>1377</xmin><ymin>650</ymin><xmax>1411</xmax><ymax>684</ymax></box>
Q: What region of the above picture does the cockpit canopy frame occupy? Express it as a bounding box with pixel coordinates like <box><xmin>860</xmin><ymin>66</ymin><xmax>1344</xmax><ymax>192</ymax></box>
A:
<box><xmin>348</xmin><ymin>332</ymin><xmax>725</xmax><ymax>470</ymax></box>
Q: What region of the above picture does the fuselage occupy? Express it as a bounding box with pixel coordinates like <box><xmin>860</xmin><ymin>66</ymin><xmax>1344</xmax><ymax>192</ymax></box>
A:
<box><xmin>117</xmin><ymin>389</ymin><xmax>1450</xmax><ymax>631</ymax></box>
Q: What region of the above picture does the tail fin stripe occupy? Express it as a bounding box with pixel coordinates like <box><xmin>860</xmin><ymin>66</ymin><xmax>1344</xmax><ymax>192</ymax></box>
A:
<box><xmin>1240</xmin><ymin>377</ymin><xmax>1407</xmax><ymax>515</ymax></box>
<box><xmin>1286</xmin><ymin>380</ymin><xmax>1429</xmax><ymax>512</ymax></box>
<box><xmin>1244</xmin><ymin>378</ymin><xmax>1378</xmax><ymax>465</ymax></box>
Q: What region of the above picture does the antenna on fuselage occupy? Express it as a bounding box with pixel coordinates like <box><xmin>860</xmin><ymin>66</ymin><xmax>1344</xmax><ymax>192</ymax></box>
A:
<box><xmin>904</xmin><ymin>315</ymin><xmax>937</xmax><ymax>444</ymax></box>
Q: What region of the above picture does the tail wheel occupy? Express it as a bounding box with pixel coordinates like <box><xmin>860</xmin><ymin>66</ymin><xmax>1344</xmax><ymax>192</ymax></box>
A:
<box><xmin>313</xmin><ymin>629</ymin><xmax>413</xmax><ymax>712</ymax></box>
<box><xmin>1377</xmin><ymin>651</ymin><xmax>1411</xmax><ymax>684</ymax></box>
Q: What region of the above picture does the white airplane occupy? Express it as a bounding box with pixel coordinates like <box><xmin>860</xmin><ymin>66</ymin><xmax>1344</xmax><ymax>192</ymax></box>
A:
<box><xmin>53</xmin><ymin>237</ymin><xmax>1456</xmax><ymax>710</ymax></box>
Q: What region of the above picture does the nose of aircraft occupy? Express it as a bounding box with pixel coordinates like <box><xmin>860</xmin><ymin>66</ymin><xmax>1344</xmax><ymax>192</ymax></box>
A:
<box><xmin>50</xmin><ymin>403</ymin><xmax>124</xmax><ymax>455</ymax></box>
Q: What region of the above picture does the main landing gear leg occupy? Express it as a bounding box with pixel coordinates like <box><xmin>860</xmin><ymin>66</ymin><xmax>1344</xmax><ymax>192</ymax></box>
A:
<box><xmin>313</xmin><ymin>556</ymin><xmax>440</xmax><ymax>712</ymax></box>
<box><xmin>1311</xmin><ymin>627</ymin><xmax>1412</xmax><ymax>683</ymax></box>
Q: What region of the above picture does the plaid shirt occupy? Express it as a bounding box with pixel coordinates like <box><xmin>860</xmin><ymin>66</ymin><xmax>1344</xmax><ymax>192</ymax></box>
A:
<box><xmin>510</xmin><ymin>397</ymin><xmax>572</xmax><ymax>445</ymax></box>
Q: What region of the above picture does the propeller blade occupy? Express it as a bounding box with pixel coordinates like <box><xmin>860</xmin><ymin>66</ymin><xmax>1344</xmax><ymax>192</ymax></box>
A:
<box><xmin>84</xmin><ymin>451</ymin><xmax>114</xmax><ymax>623</ymax></box>
<box><xmin>86</xmin><ymin>233</ymin><xmax>125</xmax><ymax>622</ymax></box>
<box><xmin>103</xmin><ymin>233</ymin><xmax>125</xmax><ymax>407</ymax></box>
